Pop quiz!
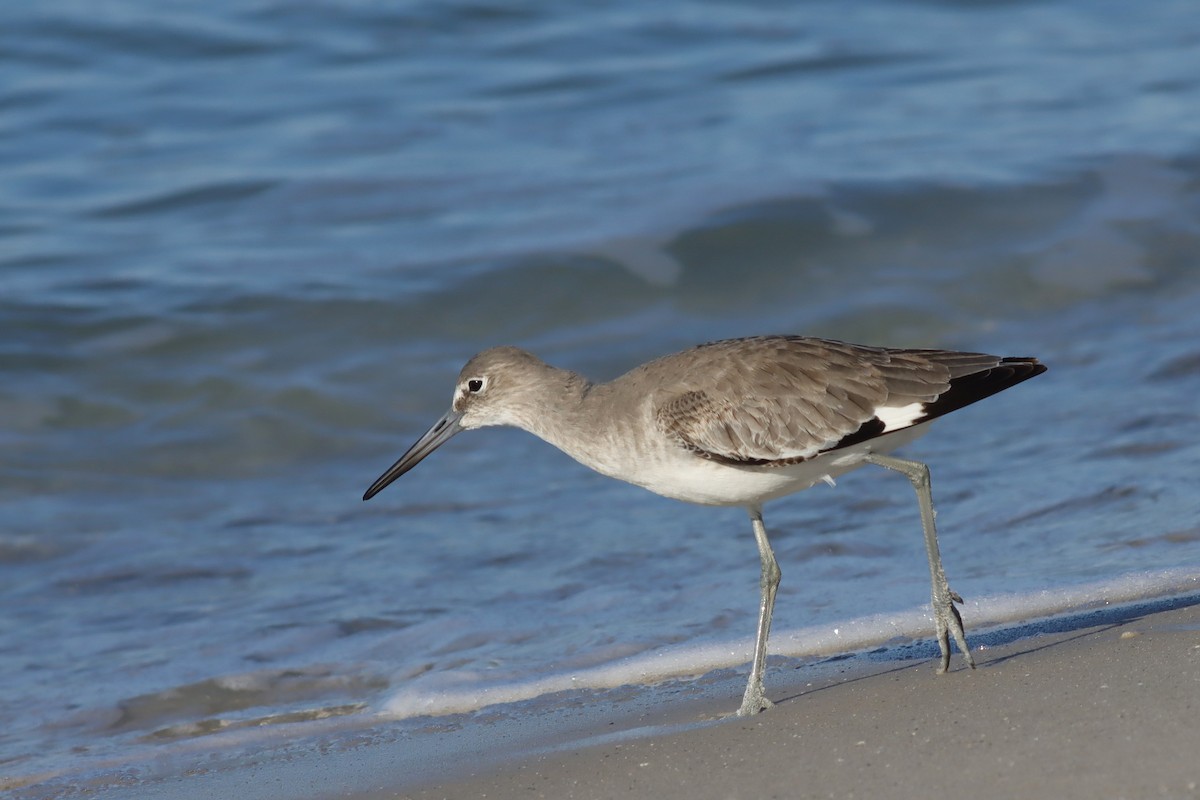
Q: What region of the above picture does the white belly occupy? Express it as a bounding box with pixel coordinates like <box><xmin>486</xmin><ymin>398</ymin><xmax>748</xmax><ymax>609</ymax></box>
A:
<box><xmin>615</xmin><ymin>424</ymin><xmax>930</xmax><ymax>507</ymax></box>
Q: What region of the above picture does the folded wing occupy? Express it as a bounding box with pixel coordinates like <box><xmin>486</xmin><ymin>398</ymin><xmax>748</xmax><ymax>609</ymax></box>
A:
<box><xmin>653</xmin><ymin>337</ymin><xmax>1044</xmax><ymax>467</ymax></box>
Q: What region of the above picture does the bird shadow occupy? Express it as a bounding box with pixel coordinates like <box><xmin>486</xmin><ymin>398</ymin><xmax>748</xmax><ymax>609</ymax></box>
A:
<box><xmin>771</xmin><ymin>589</ymin><xmax>1200</xmax><ymax>706</ymax></box>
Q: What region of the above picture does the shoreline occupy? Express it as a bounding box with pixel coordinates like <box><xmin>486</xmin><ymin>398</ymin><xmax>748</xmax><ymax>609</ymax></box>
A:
<box><xmin>9</xmin><ymin>594</ymin><xmax>1198</xmax><ymax>799</ymax></box>
<box><xmin>378</xmin><ymin>596</ymin><xmax>1200</xmax><ymax>800</ymax></box>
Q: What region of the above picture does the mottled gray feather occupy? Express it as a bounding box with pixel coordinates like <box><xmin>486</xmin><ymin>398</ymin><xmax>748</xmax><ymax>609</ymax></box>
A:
<box><xmin>649</xmin><ymin>336</ymin><xmax>1010</xmax><ymax>466</ymax></box>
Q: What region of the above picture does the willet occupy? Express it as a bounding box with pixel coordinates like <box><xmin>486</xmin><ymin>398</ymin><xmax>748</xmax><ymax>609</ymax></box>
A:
<box><xmin>363</xmin><ymin>336</ymin><xmax>1046</xmax><ymax>716</ymax></box>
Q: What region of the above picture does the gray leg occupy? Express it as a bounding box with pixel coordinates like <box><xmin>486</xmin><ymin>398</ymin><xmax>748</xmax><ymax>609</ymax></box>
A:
<box><xmin>866</xmin><ymin>453</ymin><xmax>975</xmax><ymax>673</ymax></box>
<box><xmin>738</xmin><ymin>508</ymin><xmax>781</xmax><ymax>716</ymax></box>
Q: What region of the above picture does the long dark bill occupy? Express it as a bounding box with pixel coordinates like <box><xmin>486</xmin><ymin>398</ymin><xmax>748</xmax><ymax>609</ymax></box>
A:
<box><xmin>362</xmin><ymin>409</ymin><xmax>463</xmax><ymax>501</ymax></box>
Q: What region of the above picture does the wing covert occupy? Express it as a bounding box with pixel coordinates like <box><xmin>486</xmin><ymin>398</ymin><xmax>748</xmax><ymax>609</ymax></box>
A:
<box><xmin>652</xmin><ymin>340</ymin><xmax>901</xmax><ymax>465</ymax></box>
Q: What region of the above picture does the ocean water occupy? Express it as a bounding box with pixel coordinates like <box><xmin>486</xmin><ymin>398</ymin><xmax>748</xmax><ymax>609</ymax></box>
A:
<box><xmin>3</xmin><ymin>0</ymin><xmax>1200</xmax><ymax>795</ymax></box>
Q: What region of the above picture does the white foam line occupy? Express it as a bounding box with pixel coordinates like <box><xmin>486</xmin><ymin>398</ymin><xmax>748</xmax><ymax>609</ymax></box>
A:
<box><xmin>380</xmin><ymin>568</ymin><xmax>1199</xmax><ymax>720</ymax></box>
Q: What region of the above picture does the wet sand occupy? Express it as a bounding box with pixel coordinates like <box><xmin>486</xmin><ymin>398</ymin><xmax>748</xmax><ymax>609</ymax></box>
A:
<box><xmin>388</xmin><ymin>599</ymin><xmax>1200</xmax><ymax>800</ymax></box>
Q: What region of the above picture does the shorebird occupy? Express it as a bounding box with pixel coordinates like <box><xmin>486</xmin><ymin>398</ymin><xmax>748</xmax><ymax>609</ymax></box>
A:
<box><xmin>363</xmin><ymin>336</ymin><xmax>1045</xmax><ymax>716</ymax></box>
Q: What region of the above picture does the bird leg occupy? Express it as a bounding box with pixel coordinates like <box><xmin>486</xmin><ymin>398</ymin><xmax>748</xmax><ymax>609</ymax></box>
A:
<box><xmin>866</xmin><ymin>453</ymin><xmax>975</xmax><ymax>672</ymax></box>
<box><xmin>738</xmin><ymin>508</ymin><xmax>781</xmax><ymax>716</ymax></box>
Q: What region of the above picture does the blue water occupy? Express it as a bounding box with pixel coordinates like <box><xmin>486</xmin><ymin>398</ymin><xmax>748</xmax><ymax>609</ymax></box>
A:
<box><xmin>4</xmin><ymin>1</ymin><xmax>1200</xmax><ymax>794</ymax></box>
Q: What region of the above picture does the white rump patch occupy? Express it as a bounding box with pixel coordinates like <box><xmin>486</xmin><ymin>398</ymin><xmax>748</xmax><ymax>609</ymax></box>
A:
<box><xmin>875</xmin><ymin>402</ymin><xmax>926</xmax><ymax>432</ymax></box>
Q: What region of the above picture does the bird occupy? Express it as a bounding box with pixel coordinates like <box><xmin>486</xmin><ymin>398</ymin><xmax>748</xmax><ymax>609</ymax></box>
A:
<box><xmin>363</xmin><ymin>336</ymin><xmax>1046</xmax><ymax>716</ymax></box>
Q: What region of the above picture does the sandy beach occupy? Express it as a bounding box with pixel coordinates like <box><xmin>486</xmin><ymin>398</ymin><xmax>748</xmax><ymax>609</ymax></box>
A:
<box><xmin>386</xmin><ymin>598</ymin><xmax>1200</xmax><ymax>800</ymax></box>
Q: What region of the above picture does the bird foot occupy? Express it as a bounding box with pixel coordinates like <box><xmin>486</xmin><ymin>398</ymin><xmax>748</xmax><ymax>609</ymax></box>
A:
<box><xmin>736</xmin><ymin>681</ymin><xmax>774</xmax><ymax>717</ymax></box>
<box><xmin>932</xmin><ymin>587</ymin><xmax>975</xmax><ymax>673</ymax></box>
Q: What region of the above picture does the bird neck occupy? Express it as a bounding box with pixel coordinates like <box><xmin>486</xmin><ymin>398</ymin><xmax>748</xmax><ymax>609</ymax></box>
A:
<box><xmin>504</xmin><ymin>364</ymin><xmax>587</xmax><ymax>431</ymax></box>
<box><xmin>507</xmin><ymin>366</ymin><xmax>619</xmax><ymax>469</ymax></box>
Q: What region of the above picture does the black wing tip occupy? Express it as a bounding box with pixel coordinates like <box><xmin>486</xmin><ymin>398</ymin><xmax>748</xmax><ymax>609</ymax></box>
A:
<box><xmin>917</xmin><ymin>356</ymin><xmax>1047</xmax><ymax>423</ymax></box>
<box><xmin>825</xmin><ymin>355</ymin><xmax>1047</xmax><ymax>457</ymax></box>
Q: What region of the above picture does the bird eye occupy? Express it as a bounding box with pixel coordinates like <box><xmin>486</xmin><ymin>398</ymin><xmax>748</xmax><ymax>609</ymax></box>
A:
<box><xmin>467</xmin><ymin>379</ymin><xmax>484</xmax><ymax>393</ymax></box>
